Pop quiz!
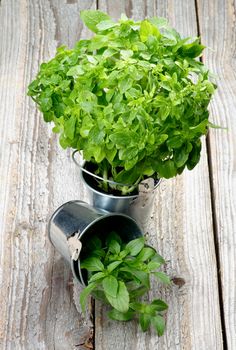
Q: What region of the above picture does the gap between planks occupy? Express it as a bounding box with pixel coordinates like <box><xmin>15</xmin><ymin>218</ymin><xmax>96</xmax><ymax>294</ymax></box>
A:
<box><xmin>194</xmin><ymin>0</ymin><xmax>228</xmax><ymax>348</ymax></box>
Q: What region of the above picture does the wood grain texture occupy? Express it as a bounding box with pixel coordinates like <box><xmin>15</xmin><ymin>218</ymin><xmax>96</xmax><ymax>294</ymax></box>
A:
<box><xmin>0</xmin><ymin>0</ymin><xmax>229</xmax><ymax>349</ymax></box>
<box><xmin>197</xmin><ymin>0</ymin><xmax>236</xmax><ymax>348</ymax></box>
<box><xmin>0</xmin><ymin>0</ymin><xmax>96</xmax><ymax>349</ymax></box>
<box><xmin>96</xmin><ymin>1</ymin><xmax>223</xmax><ymax>349</ymax></box>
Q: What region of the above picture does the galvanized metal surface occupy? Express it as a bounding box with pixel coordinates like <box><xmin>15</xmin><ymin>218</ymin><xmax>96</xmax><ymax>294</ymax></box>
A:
<box><xmin>80</xmin><ymin>164</ymin><xmax>161</xmax><ymax>230</ymax></box>
<box><xmin>48</xmin><ymin>200</ymin><xmax>143</xmax><ymax>285</ymax></box>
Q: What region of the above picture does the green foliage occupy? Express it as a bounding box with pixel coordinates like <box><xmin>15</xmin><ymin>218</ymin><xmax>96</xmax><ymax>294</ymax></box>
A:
<box><xmin>79</xmin><ymin>233</ymin><xmax>170</xmax><ymax>336</ymax></box>
<box><xmin>80</xmin><ymin>10</ymin><xmax>111</xmax><ymax>33</ymax></box>
<box><xmin>28</xmin><ymin>10</ymin><xmax>217</xmax><ymax>194</ymax></box>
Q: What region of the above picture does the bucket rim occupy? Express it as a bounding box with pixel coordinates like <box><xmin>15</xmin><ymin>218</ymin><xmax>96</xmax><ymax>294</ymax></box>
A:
<box><xmin>81</xmin><ymin>164</ymin><xmax>161</xmax><ymax>200</ymax></box>
<box><xmin>72</xmin><ymin>150</ymin><xmax>134</xmax><ymax>187</ymax></box>
<box><xmin>47</xmin><ymin>200</ymin><xmax>89</xmax><ymax>245</ymax></box>
<box><xmin>72</xmin><ymin>150</ymin><xmax>162</xmax><ymax>196</ymax></box>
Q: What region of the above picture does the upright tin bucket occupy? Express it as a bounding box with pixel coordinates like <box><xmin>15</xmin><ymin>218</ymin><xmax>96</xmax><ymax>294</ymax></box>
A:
<box><xmin>72</xmin><ymin>151</ymin><xmax>161</xmax><ymax>229</ymax></box>
<box><xmin>48</xmin><ymin>200</ymin><xmax>143</xmax><ymax>285</ymax></box>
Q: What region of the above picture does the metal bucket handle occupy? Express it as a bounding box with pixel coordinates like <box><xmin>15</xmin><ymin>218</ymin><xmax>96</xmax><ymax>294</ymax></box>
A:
<box><xmin>72</xmin><ymin>150</ymin><xmax>138</xmax><ymax>187</ymax></box>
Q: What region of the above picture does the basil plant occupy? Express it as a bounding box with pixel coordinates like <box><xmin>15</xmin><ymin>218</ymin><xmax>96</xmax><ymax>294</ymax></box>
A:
<box><xmin>28</xmin><ymin>10</ymin><xmax>216</xmax><ymax>195</ymax></box>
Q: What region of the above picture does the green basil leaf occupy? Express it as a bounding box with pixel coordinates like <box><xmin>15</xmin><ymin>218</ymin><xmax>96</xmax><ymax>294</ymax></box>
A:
<box><xmin>91</xmin><ymin>289</ymin><xmax>106</xmax><ymax>302</ymax></box>
<box><xmin>80</xmin><ymin>282</ymin><xmax>97</xmax><ymax>313</ymax></box>
<box><xmin>118</xmin><ymin>249</ymin><xmax>129</xmax><ymax>259</ymax></box>
<box><xmin>179</xmin><ymin>39</ymin><xmax>205</xmax><ymax>58</ymax></box>
<box><xmin>64</xmin><ymin>116</ymin><xmax>76</xmax><ymax>140</ymax></box>
<box><xmin>136</xmin><ymin>247</ymin><xmax>156</xmax><ymax>262</ymax></box>
<box><xmin>151</xmin><ymin>299</ymin><xmax>168</xmax><ymax>311</ymax></box>
<box><xmin>147</xmin><ymin>261</ymin><xmax>161</xmax><ymax>271</ymax></box>
<box><xmin>103</xmin><ymin>275</ymin><xmax>118</xmax><ymax>298</ymax></box>
<box><xmin>88</xmin><ymin>249</ymin><xmax>106</xmax><ymax>258</ymax></box>
<box><xmin>66</xmin><ymin>65</ymin><xmax>84</xmax><ymax>78</ymax></box>
<box><xmin>129</xmin><ymin>302</ymin><xmax>145</xmax><ymax>312</ymax></box>
<box><xmin>40</xmin><ymin>97</ymin><xmax>52</xmax><ymax>112</ymax></box>
<box><xmin>102</xmin><ymin>48</ymin><xmax>117</xmax><ymax>59</ymax></box>
<box><xmin>105</xmin><ymin>281</ymin><xmax>129</xmax><ymax>312</ymax></box>
<box><xmin>114</xmin><ymin>168</ymin><xmax>140</xmax><ymax>187</ymax></box>
<box><xmin>187</xmin><ymin>140</ymin><xmax>201</xmax><ymax>170</ymax></box>
<box><xmin>88</xmin><ymin>272</ymin><xmax>106</xmax><ymax>283</ymax></box>
<box><xmin>167</xmin><ymin>135</ymin><xmax>184</xmax><ymax>149</ymax></box>
<box><xmin>152</xmin><ymin>315</ymin><xmax>166</xmax><ymax>336</ymax></box>
<box><xmin>109</xmin><ymin>131</ymin><xmax>137</xmax><ymax>147</ymax></box>
<box><xmin>121</xmin><ymin>266</ymin><xmax>150</xmax><ymax>288</ymax></box>
<box><xmin>108</xmin><ymin>240</ymin><xmax>121</xmax><ymax>255</ymax></box>
<box><xmin>80</xmin><ymin>257</ymin><xmax>104</xmax><ymax>272</ymax></box>
<box><xmin>96</xmin><ymin>20</ymin><xmax>117</xmax><ymax>31</ymax></box>
<box><xmin>151</xmin><ymin>253</ymin><xmax>165</xmax><ymax>265</ymax></box>
<box><xmin>156</xmin><ymin>159</ymin><xmax>178</xmax><ymax>179</ymax></box>
<box><xmin>107</xmin><ymin>261</ymin><xmax>123</xmax><ymax>273</ymax></box>
<box><xmin>120</xmin><ymin>50</ymin><xmax>133</xmax><ymax>59</ymax></box>
<box><xmin>108</xmin><ymin>308</ymin><xmax>135</xmax><ymax>321</ymax></box>
<box><xmin>149</xmin><ymin>17</ymin><xmax>168</xmax><ymax>28</ymax></box>
<box><xmin>118</xmin><ymin>78</ymin><xmax>133</xmax><ymax>94</ymax></box>
<box><xmin>174</xmin><ymin>147</ymin><xmax>190</xmax><ymax>168</ymax></box>
<box><xmin>140</xmin><ymin>20</ymin><xmax>161</xmax><ymax>42</ymax></box>
<box><xmin>153</xmin><ymin>271</ymin><xmax>171</xmax><ymax>285</ymax></box>
<box><xmin>125</xmin><ymin>237</ymin><xmax>145</xmax><ymax>256</ymax></box>
<box><xmin>129</xmin><ymin>286</ymin><xmax>148</xmax><ymax>299</ymax></box>
<box><xmin>139</xmin><ymin>313</ymin><xmax>151</xmax><ymax>332</ymax></box>
<box><xmin>80</xmin><ymin>10</ymin><xmax>111</xmax><ymax>33</ymax></box>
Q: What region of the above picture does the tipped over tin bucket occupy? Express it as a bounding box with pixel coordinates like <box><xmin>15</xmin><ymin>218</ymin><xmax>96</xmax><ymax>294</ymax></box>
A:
<box><xmin>48</xmin><ymin>200</ymin><xmax>143</xmax><ymax>285</ymax></box>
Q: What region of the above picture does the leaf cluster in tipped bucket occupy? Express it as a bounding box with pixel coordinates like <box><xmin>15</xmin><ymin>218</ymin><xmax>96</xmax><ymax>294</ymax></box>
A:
<box><xmin>79</xmin><ymin>232</ymin><xmax>170</xmax><ymax>336</ymax></box>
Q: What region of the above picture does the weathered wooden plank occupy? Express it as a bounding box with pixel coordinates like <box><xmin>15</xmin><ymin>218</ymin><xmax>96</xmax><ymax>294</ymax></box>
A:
<box><xmin>95</xmin><ymin>1</ymin><xmax>223</xmax><ymax>349</ymax></box>
<box><xmin>196</xmin><ymin>0</ymin><xmax>236</xmax><ymax>348</ymax></box>
<box><xmin>0</xmin><ymin>0</ymin><xmax>96</xmax><ymax>349</ymax></box>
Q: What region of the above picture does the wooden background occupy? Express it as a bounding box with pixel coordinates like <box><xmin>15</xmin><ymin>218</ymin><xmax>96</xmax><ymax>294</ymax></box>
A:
<box><xmin>0</xmin><ymin>0</ymin><xmax>235</xmax><ymax>349</ymax></box>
